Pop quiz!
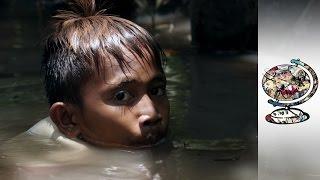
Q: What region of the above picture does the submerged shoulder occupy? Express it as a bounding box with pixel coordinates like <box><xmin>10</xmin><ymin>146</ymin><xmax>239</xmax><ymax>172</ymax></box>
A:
<box><xmin>0</xmin><ymin>118</ymin><xmax>90</xmax><ymax>170</ymax></box>
<box><xmin>26</xmin><ymin>117</ymin><xmax>88</xmax><ymax>150</ymax></box>
<box><xmin>26</xmin><ymin>117</ymin><xmax>57</xmax><ymax>138</ymax></box>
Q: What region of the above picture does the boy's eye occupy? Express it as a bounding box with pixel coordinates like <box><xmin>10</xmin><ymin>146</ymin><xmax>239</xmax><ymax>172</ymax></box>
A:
<box><xmin>150</xmin><ymin>86</ymin><xmax>166</xmax><ymax>96</ymax></box>
<box><xmin>114</xmin><ymin>90</ymin><xmax>132</xmax><ymax>102</ymax></box>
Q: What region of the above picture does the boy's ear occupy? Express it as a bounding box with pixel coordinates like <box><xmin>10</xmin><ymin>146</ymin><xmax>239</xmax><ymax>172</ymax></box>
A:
<box><xmin>49</xmin><ymin>102</ymin><xmax>81</xmax><ymax>138</ymax></box>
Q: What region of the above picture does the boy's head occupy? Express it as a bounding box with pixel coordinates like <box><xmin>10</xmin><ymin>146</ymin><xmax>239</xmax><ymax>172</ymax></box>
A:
<box><xmin>42</xmin><ymin>0</ymin><xmax>169</xmax><ymax>148</ymax></box>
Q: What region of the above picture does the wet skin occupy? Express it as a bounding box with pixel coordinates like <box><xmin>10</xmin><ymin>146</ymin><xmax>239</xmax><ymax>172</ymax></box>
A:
<box><xmin>50</xmin><ymin>54</ymin><xmax>170</xmax><ymax>148</ymax></box>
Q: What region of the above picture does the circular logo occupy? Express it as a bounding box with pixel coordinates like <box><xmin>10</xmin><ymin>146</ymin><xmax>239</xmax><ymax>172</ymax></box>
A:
<box><xmin>262</xmin><ymin>64</ymin><xmax>311</xmax><ymax>101</ymax></box>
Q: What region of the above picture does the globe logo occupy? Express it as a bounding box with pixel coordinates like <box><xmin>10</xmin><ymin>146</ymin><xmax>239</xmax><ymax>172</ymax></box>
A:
<box><xmin>262</xmin><ymin>58</ymin><xmax>318</xmax><ymax>124</ymax></box>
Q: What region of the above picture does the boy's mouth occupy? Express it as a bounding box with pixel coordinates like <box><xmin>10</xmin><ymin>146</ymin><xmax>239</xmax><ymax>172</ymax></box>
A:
<box><xmin>145</xmin><ymin>131</ymin><xmax>162</xmax><ymax>143</ymax></box>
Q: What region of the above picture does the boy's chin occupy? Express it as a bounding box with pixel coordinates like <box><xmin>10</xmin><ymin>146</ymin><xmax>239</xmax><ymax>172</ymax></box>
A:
<box><xmin>132</xmin><ymin>138</ymin><xmax>166</xmax><ymax>148</ymax></box>
<box><xmin>130</xmin><ymin>132</ymin><xmax>167</xmax><ymax>148</ymax></box>
<box><xmin>80</xmin><ymin>129</ymin><xmax>167</xmax><ymax>149</ymax></box>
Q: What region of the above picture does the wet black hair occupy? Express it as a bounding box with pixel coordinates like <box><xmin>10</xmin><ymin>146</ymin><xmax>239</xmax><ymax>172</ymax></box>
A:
<box><xmin>42</xmin><ymin>0</ymin><xmax>166</xmax><ymax>106</ymax></box>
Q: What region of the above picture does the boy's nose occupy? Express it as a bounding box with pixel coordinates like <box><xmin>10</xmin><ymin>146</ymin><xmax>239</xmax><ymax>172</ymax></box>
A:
<box><xmin>137</xmin><ymin>95</ymin><xmax>162</xmax><ymax>127</ymax></box>
<box><xmin>139</xmin><ymin>114</ymin><xmax>161</xmax><ymax>128</ymax></box>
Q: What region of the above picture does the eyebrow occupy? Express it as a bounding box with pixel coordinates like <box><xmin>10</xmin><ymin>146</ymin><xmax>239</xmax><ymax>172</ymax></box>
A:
<box><xmin>105</xmin><ymin>73</ymin><xmax>166</xmax><ymax>89</ymax></box>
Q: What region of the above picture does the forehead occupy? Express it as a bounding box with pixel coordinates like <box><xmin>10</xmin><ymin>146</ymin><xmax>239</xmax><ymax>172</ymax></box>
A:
<box><xmin>95</xmin><ymin>48</ymin><xmax>163</xmax><ymax>84</ymax></box>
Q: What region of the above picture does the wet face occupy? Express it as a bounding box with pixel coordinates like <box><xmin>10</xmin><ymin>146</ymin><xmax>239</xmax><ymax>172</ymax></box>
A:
<box><xmin>74</xmin><ymin>55</ymin><xmax>170</xmax><ymax>148</ymax></box>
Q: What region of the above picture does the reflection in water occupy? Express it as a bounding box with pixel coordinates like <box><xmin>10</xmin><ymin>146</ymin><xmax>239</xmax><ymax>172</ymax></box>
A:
<box><xmin>166</xmin><ymin>55</ymin><xmax>191</xmax><ymax>139</ymax></box>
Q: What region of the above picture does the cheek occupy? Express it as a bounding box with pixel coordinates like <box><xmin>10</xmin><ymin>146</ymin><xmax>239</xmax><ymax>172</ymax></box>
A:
<box><xmin>80</xmin><ymin>104</ymin><xmax>139</xmax><ymax>138</ymax></box>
